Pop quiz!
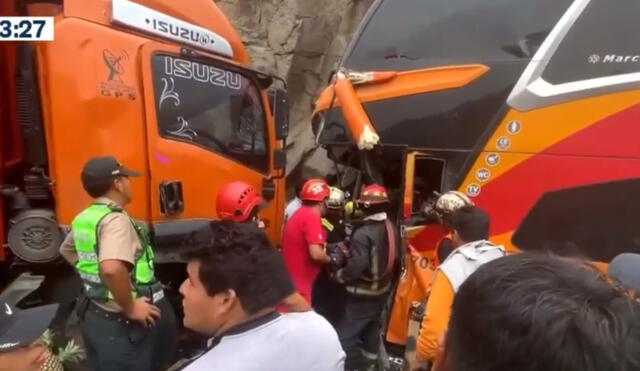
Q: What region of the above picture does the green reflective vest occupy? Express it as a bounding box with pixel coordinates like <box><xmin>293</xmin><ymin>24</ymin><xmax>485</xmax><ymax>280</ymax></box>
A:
<box><xmin>322</xmin><ymin>218</ymin><xmax>334</xmax><ymax>232</ymax></box>
<box><xmin>72</xmin><ymin>203</ymin><xmax>156</xmax><ymax>301</ymax></box>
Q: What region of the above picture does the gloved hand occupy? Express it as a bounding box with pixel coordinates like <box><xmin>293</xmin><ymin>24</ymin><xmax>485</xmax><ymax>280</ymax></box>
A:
<box><xmin>421</xmin><ymin>202</ymin><xmax>440</xmax><ymax>224</ymax></box>
<box><xmin>327</xmin><ymin>242</ymin><xmax>350</xmax><ymax>270</ymax></box>
<box><xmin>329</xmin><ymin>251</ymin><xmax>346</xmax><ymax>269</ymax></box>
<box><xmin>345</xmin><ymin>223</ymin><xmax>354</xmax><ymax>238</ymax></box>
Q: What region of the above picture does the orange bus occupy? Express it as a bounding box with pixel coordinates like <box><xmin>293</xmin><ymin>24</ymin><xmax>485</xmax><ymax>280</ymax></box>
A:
<box><xmin>312</xmin><ymin>0</ymin><xmax>640</xmax><ymax>359</ymax></box>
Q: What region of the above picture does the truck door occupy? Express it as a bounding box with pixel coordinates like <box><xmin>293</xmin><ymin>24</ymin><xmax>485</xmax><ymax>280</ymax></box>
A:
<box><xmin>140</xmin><ymin>43</ymin><xmax>281</xmax><ymax>257</ymax></box>
<box><xmin>386</xmin><ymin>151</ymin><xmax>446</xmax><ymax>346</ymax></box>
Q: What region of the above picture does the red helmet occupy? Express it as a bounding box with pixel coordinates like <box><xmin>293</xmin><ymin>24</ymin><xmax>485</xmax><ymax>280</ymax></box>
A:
<box><xmin>300</xmin><ymin>179</ymin><xmax>330</xmax><ymax>202</ymax></box>
<box><xmin>357</xmin><ymin>184</ymin><xmax>389</xmax><ymax>206</ymax></box>
<box><xmin>216</xmin><ymin>181</ymin><xmax>263</xmax><ymax>222</ymax></box>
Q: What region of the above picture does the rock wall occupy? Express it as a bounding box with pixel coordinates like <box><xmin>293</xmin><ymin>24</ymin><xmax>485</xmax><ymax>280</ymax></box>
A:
<box><xmin>215</xmin><ymin>0</ymin><xmax>374</xmax><ymax>179</ymax></box>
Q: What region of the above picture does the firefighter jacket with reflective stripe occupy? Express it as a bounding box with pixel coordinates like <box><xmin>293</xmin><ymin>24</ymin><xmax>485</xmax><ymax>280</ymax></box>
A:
<box><xmin>72</xmin><ymin>203</ymin><xmax>156</xmax><ymax>301</ymax></box>
<box><xmin>336</xmin><ymin>218</ymin><xmax>397</xmax><ymax>296</ymax></box>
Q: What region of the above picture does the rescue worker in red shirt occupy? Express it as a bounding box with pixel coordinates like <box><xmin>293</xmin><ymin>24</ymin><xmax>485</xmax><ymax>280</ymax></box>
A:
<box><xmin>216</xmin><ymin>181</ymin><xmax>310</xmax><ymax>312</ymax></box>
<box><xmin>333</xmin><ymin>184</ymin><xmax>399</xmax><ymax>371</ymax></box>
<box><xmin>282</xmin><ymin>178</ymin><xmax>333</xmax><ymax>304</ymax></box>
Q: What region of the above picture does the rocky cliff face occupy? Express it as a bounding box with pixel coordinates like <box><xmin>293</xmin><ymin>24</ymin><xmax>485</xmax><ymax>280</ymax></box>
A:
<box><xmin>215</xmin><ymin>0</ymin><xmax>374</xmax><ymax>179</ymax></box>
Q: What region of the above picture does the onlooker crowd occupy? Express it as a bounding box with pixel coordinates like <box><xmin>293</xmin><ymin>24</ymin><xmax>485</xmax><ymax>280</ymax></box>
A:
<box><xmin>3</xmin><ymin>158</ymin><xmax>640</xmax><ymax>371</ymax></box>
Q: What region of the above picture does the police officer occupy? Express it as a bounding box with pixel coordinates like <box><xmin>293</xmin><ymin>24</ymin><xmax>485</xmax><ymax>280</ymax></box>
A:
<box><xmin>334</xmin><ymin>184</ymin><xmax>399</xmax><ymax>371</ymax></box>
<box><xmin>59</xmin><ymin>156</ymin><xmax>177</xmax><ymax>371</ymax></box>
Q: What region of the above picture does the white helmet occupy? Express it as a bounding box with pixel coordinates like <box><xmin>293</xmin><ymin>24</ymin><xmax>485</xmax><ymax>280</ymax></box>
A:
<box><xmin>435</xmin><ymin>191</ymin><xmax>474</xmax><ymax>214</ymax></box>
<box><xmin>327</xmin><ymin>187</ymin><xmax>346</xmax><ymax>209</ymax></box>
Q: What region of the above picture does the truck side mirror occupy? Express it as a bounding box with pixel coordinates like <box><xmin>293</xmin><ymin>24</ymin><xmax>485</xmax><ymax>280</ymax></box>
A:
<box><xmin>273</xmin><ymin>89</ymin><xmax>289</xmax><ymax>140</ymax></box>
<box><xmin>274</xmin><ymin>149</ymin><xmax>287</xmax><ymax>171</ymax></box>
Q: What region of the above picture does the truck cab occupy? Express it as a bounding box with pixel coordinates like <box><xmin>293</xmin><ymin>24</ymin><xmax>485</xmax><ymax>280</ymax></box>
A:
<box><xmin>0</xmin><ymin>0</ymin><xmax>287</xmax><ymax>293</ymax></box>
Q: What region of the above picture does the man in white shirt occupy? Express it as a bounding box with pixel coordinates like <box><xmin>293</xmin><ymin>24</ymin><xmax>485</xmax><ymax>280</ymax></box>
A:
<box><xmin>177</xmin><ymin>222</ymin><xmax>345</xmax><ymax>371</ymax></box>
<box><xmin>284</xmin><ymin>196</ymin><xmax>302</xmax><ymax>222</ymax></box>
<box><xmin>283</xmin><ymin>179</ymin><xmax>307</xmax><ymax>223</ymax></box>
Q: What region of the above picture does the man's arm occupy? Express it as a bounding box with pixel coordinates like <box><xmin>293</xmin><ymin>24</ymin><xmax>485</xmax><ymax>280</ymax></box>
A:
<box><xmin>416</xmin><ymin>271</ymin><xmax>455</xmax><ymax>363</ymax></box>
<box><xmin>59</xmin><ymin>231</ymin><xmax>78</xmax><ymax>266</ymax></box>
<box><xmin>99</xmin><ymin>260</ymin><xmax>136</xmax><ymax>312</ymax></box>
<box><xmin>99</xmin><ymin>260</ymin><xmax>161</xmax><ymax>325</ymax></box>
<box><xmin>303</xmin><ymin>213</ymin><xmax>330</xmax><ymax>264</ymax></box>
<box><xmin>98</xmin><ymin>215</ymin><xmax>160</xmax><ymax>325</ymax></box>
<box><xmin>309</xmin><ymin>244</ymin><xmax>331</xmax><ymax>264</ymax></box>
<box><xmin>335</xmin><ymin>232</ymin><xmax>369</xmax><ymax>284</ymax></box>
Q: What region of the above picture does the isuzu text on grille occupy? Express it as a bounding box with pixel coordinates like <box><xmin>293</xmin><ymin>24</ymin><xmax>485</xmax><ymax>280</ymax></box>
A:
<box><xmin>164</xmin><ymin>56</ymin><xmax>242</xmax><ymax>89</ymax></box>
<box><xmin>150</xmin><ymin>19</ymin><xmax>211</xmax><ymax>46</ymax></box>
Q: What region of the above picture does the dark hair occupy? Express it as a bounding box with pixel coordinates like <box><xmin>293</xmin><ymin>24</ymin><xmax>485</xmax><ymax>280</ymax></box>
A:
<box><xmin>360</xmin><ymin>202</ymin><xmax>387</xmax><ymax>216</ymax></box>
<box><xmin>450</xmin><ymin>206</ymin><xmax>489</xmax><ymax>242</ymax></box>
<box><xmin>82</xmin><ymin>179</ymin><xmax>113</xmax><ymax>198</ymax></box>
<box><xmin>183</xmin><ymin>222</ymin><xmax>291</xmax><ymax>314</ymax></box>
<box><xmin>446</xmin><ymin>253</ymin><xmax>640</xmax><ymax>371</ymax></box>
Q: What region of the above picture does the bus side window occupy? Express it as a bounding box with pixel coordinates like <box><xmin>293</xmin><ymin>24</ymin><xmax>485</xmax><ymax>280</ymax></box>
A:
<box><xmin>412</xmin><ymin>157</ymin><xmax>445</xmax><ymax>215</ymax></box>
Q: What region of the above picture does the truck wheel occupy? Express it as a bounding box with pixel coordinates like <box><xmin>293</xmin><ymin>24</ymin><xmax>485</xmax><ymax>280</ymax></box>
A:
<box><xmin>7</xmin><ymin>209</ymin><xmax>63</xmax><ymax>263</ymax></box>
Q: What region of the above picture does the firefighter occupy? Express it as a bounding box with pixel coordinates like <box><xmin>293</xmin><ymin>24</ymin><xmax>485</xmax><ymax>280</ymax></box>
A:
<box><xmin>414</xmin><ymin>206</ymin><xmax>505</xmax><ymax>369</ymax></box>
<box><xmin>431</xmin><ymin>191</ymin><xmax>474</xmax><ymax>266</ymax></box>
<box><xmin>282</xmin><ymin>178</ymin><xmax>333</xmax><ymax>304</ymax></box>
<box><xmin>313</xmin><ymin>186</ymin><xmax>349</xmax><ymax>325</ymax></box>
<box><xmin>323</xmin><ymin>187</ymin><xmax>348</xmax><ymax>242</ymax></box>
<box><xmin>215</xmin><ymin>180</ymin><xmax>310</xmax><ymax>312</ymax></box>
<box><xmin>59</xmin><ymin>156</ymin><xmax>177</xmax><ymax>371</ymax></box>
<box><xmin>334</xmin><ymin>184</ymin><xmax>399</xmax><ymax>371</ymax></box>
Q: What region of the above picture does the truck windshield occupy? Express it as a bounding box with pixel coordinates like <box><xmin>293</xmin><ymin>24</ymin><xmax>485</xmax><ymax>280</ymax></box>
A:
<box><xmin>344</xmin><ymin>0</ymin><xmax>571</xmax><ymax>71</ymax></box>
<box><xmin>151</xmin><ymin>54</ymin><xmax>269</xmax><ymax>173</ymax></box>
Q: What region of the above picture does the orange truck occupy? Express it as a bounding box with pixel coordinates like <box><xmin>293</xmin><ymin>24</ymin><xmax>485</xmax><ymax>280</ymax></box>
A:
<box><xmin>312</xmin><ymin>0</ymin><xmax>640</xmax><ymax>358</ymax></box>
<box><xmin>0</xmin><ymin>0</ymin><xmax>288</xmax><ymax>306</ymax></box>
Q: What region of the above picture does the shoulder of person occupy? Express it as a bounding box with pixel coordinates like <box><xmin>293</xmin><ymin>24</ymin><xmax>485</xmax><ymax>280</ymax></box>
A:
<box><xmin>439</xmin><ymin>252</ymin><xmax>466</xmax><ymax>271</ymax></box>
<box><xmin>282</xmin><ymin>310</ymin><xmax>324</xmax><ymax>321</ymax></box>
<box><xmin>353</xmin><ymin>221</ymin><xmax>381</xmax><ymax>237</ymax></box>
<box><xmin>99</xmin><ymin>210</ymin><xmax>131</xmax><ymax>227</ymax></box>
<box><xmin>281</xmin><ymin>311</ymin><xmax>338</xmax><ymax>343</ymax></box>
<box><xmin>97</xmin><ymin>211</ymin><xmax>138</xmax><ymax>241</ymax></box>
<box><xmin>301</xmin><ymin>208</ymin><xmax>322</xmax><ymax>223</ymax></box>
